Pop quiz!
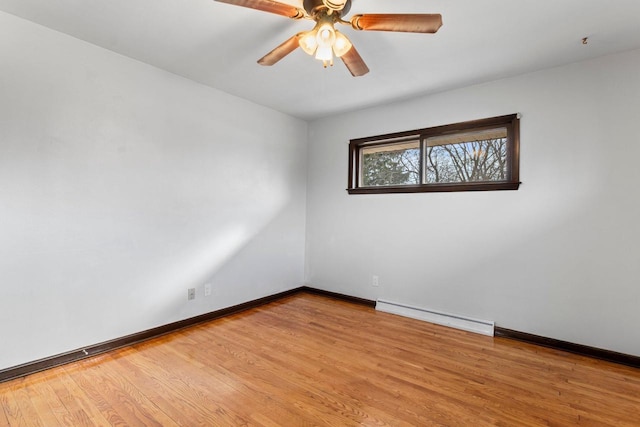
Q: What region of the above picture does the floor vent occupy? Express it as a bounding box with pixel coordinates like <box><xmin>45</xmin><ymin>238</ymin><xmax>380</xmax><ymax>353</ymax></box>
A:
<box><xmin>376</xmin><ymin>299</ymin><xmax>495</xmax><ymax>336</ymax></box>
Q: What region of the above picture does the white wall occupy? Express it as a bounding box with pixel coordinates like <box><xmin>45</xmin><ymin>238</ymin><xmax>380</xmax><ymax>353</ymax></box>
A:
<box><xmin>0</xmin><ymin>11</ymin><xmax>307</xmax><ymax>370</ymax></box>
<box><xmin>306</xmin><ymin>48</ymin><xmax>640</xmax><ymax>357</ymax></box>
<box><xmin>2</xmin><ymin>9</ymin><xmax>639</xmax><ymax>372</ymax></box>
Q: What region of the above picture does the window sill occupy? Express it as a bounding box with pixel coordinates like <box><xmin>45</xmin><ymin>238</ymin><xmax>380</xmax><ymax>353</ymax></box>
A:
<box><xmin>347</xmin><ymin>181</ymin><xmax>521</xmax><ymax>195</ymax></box>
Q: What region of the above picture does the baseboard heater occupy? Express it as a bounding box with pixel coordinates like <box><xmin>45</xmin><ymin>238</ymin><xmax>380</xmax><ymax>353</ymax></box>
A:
<box><xmin>376</xmin><ymin>299</ymin><xmax>495</xmax><ymax>336</ymax></box>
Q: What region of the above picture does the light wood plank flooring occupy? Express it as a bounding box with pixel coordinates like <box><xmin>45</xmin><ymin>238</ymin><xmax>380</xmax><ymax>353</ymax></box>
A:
<box><xmin>1</xmin><ymin>293</ymin><xmax>640</xmax><ymax>426</ymax></box>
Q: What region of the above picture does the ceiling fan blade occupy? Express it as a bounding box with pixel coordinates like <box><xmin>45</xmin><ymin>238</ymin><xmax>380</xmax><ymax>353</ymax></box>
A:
<box><xmin>215</xmin><ymin>0</ymin><xmax>305</xmax><ymax>19</ymax></box>
<box><xmin>351</xmin><ymin>14</ymin><xmax>442</xmax><ymax>33</ymax></box>
<box><xmin>258</xmin><ymin>34</ymin><xmax>301</xmax><ymax>66</ymax></box>
<box><xmin>340</xmin><ymin>45</ymin><xmax>369</xmax><ymax>77</ymax></box>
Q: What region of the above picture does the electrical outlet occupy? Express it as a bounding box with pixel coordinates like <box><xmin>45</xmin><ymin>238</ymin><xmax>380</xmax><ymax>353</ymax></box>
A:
<box><xmin>204</xmin><ymin>283</ymin><xmax>212</xmax><ymax>297</ymax></box>
<box><xmin>372</xmin><ymin>275</ymin><xmax>379</xmax><ymax>287</ymax></box>
<box><xmin>188</xmin><ymin>288</ymin><xmax>196</xmax><ymax>300</ymax></box>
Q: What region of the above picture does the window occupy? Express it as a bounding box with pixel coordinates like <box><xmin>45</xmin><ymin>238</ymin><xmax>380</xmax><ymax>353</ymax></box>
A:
<box><xmin>348</xmin><ymin>114</ymin><xmax>520</xmax><ymax>194</ymax></box>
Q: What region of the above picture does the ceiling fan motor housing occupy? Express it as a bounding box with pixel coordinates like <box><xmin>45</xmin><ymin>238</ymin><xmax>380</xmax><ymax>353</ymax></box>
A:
<box><xmin>304</xmin><ymin>0</ymin><xmax>351</xmax><ymax>16</ymax></box>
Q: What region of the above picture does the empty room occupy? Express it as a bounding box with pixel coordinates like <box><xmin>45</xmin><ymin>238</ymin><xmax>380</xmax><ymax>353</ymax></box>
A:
<box><xmin>1</xmin><ymin>0</ymin><xmax>640</xmax><ymax>425</ymax></box>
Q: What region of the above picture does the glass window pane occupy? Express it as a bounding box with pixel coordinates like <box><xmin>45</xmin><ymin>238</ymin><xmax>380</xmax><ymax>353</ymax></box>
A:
<box><xmin>424</xmin><ymin>127</ymin><xmax>508</xmax><ymax>184</ymax></box>
<box><xmin>360</xmin><ymin>139</ymin><xmax>420</xmax><ymax>186</ymax></box>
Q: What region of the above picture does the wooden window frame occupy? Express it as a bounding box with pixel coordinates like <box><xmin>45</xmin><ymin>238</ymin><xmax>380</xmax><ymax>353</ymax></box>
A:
<box><xmin>347</xmin><ymin>114</ymin><xmax>521</xmax><ymax>194</ymax></box>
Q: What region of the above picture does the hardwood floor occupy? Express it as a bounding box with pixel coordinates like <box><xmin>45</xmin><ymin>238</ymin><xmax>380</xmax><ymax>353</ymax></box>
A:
<box><xmin>2</xmin><ymin>293</ymin><xmax>640</xmax><ymax>426</ymax></box>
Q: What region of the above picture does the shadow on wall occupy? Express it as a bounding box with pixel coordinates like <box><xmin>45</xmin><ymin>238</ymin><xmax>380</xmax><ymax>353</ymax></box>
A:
<box><xmin>137</xmin><ymin>194</ymin><xmax>303</xmax><ymax>322</ymax></box>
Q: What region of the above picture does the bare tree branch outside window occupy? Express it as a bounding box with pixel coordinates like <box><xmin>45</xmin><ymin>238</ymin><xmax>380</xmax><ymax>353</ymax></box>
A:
<box><xmin>426</xmin><ymin>138</ymin><xmax>507</xmax><ymax>183</ymax></box>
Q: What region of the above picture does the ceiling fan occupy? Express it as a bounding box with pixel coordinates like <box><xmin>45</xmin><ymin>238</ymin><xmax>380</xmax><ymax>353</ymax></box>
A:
<box><xmin>215</xmin><ymin>0</ymin><xmax>442</xmax><ymax>77</ymax></box>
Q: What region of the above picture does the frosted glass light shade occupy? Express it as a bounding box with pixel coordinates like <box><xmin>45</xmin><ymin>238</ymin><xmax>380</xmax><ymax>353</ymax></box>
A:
<box><xmin>333</xmin><ymin>30</ymin><xmax>352</xmax><ymax>57</ymax></box>
<box><xmin>315</xmin><ymin>45</ymin><xmax>333</xmax><ymax>61</ymax></box>
<box><xmin>316</xmin><ymin>23</ymin><xmax>336</xmax><ymax>48</ymax></box>
<box><xmin>299</xmin><ymin>30</ymin><xmax>318</xmax><ymax>55</ymax></box>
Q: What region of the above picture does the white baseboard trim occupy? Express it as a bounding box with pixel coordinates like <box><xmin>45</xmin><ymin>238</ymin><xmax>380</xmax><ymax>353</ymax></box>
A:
<box><xmin>376</xmin><ymin>299</ymin><xmax>495</xmax><ymax>336</ymax></box>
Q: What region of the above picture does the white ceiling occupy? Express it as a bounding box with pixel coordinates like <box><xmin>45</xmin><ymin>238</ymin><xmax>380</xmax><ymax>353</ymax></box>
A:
<box><xmin>2</xmin><ymin>0</ymin><xmax>640</xmax><ymax>120</ymax></box>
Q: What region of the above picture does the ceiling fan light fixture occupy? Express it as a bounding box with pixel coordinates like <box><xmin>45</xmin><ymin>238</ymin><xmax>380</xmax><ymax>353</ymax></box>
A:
<box><xmin>312</xmin><ymin>21</ymin><xmax>337</xmax><ymax>66</ymax></box>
